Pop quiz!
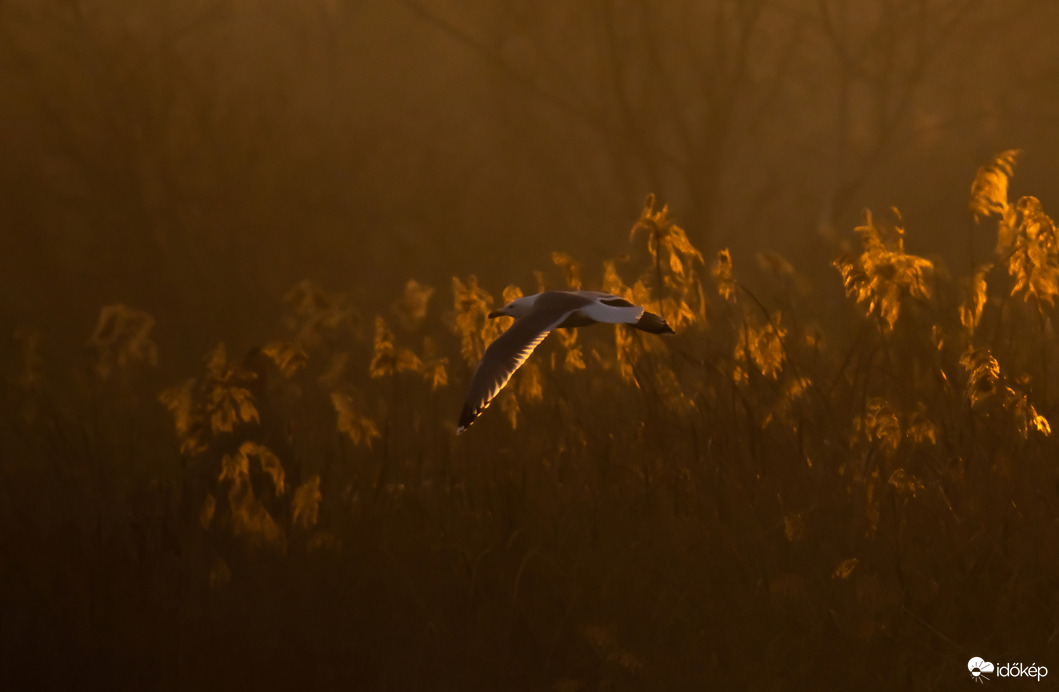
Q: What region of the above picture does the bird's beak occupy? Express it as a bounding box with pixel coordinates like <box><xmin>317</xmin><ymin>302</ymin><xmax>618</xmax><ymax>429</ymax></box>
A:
<box><xmin>487</xmin><ymin>310</ymin><xmax>503</xmax><ymax>319</ymax></box>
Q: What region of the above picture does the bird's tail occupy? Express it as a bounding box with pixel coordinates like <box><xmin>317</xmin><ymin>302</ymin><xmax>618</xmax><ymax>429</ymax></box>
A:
<box><xmin>635</xmin><ymin>311</ymin><xmax>675</xmax><ymax>334</ymax></box>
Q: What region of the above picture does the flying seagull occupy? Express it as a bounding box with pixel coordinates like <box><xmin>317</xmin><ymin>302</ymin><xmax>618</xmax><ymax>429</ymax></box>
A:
<box><xmin>457</xmin><ymin>290</ymin><xmax>674</xmax><ymax>433</ymax></box>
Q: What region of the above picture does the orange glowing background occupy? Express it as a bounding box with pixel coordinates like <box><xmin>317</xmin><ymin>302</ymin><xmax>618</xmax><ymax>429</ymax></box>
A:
<box><xmin>2</xmin><ymin>2</ymin><xmax>1059</xmax><ymax>688</ymax></box>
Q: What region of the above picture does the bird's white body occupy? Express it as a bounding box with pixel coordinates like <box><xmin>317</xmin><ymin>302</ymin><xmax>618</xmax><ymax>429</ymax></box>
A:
<box><xmin>490</xmin><ymin>291</ymin><xmax>646</xmax><ymax>327</ymax></box>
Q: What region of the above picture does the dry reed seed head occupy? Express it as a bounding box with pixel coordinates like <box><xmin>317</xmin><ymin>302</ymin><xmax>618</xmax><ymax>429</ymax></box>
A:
<box><xmin>563</xmin><ymin>345</ymin><xmax>587</xmax><ymax>372</ymax></box>
<box><xmin>285</xmin><ymin>279</ymin><xmax>327</xmax><ymax>314</ymax></box>
<box><xmin>292</xmin><ymin>475</ymin><xmax>322</xmax><ymax>529</ymax></box>
<box><xmin>629</xmin><ymin>193</ymin><xmax>669</xmax><ymax>248</ymax></box>
<box><xmin>614</xmin><ymin>322</ymin><xmax>641</xmax><ymax>384</ymax></box>
<box><xmin>452</xmin><ymin>275</ymin><xmax>498</xmax><ymax>365</ymax></box>
<box><xmin>757</xmin><ymin>314</ymin><xmax>787</xmax><ymax>378</ymax></box>
<box><xmin>655</xmin><ymin>367</ymin><xmax>695</xmax><ymax>414</ymax></box>
<box><xmin>200</xmin><ymin>346</ymin><xmax>260</xmax><ymax>435</ymax></box>
<box><xmin>628</xmin><ymin>278</ymin><xmax>653</xmax><ymax>310</ymax></box>
<box><xmin>205</xmin><ymin>342</ymin><xmax>230</xmax><ymax>380</ymax></box>
<box><xmin>663</xmin><ymin>225</ymin><xmax>704</xmax><ymax>268</ymax></box>
<box><xmin>216</xmin><ymin>441</ymin><xmax>287</xmax><ymax>548</ymax></box>
<box><xmin>516</xmin><ymin>361</ymin><xmax>544</xmax><ymax>404</ymax></box>
<box><xmin>452</xmin><ymin>275</ymin><xmax>488</xmax><ymax>311</ymax></box>
<box><xmin>182</xmin><ymin>429</ymin><xmax>209</xmax><ymax>456</ymax></box>
<box><xmin>930</xmin><ymin>324</ymin><xmax>946</xmax><ymax>350</ymax></box>
<box><xmin>996</xmin><ymin>214</ymin><xmax>1019</xmax><ymax>258</ymax></box>
<box><xmin>959</xmin><ymin>265</ymin><xmax>991</xmax><ymax>333</ymax></box>
<box><xmin>1013</xmin><ymin>397</ymin><xmax>1052</xmax><ymax>437</ymax></box>
<box><xmin>331</xmin><ymin>391</ymin><xmax>381</xmax><ymax>448</ymax></box>
<box><xmin>655</xmin><ymin>287</ymin><xmax>704</xmax><ymax>331</ymax></box>
<box><xmin>284</xmin><ymin>279</ymin><xmax>347</xmax><ymax>320</ymax></box>
<box><xmin>733</xmin><ymin>312</ymin><xmax>787</xmax><ymax>380</ymax></box>
<box><xmin>419</xmin><ymin>337</ymin><xmax>449</xmax><ymax>390</ymax></box>
<box><xmin>957</xmin><ymin>347</ymin><xmax>1051</xmax><ymax>436</ymax></box>
<box><xmin>853</xmin><ymin>397</ymin><xmax>902</xmax><ymax>457</ymax></box>
<box><xmin>501</xmin><ymin>284</ymin><xmax>524</xmax><ymax>306</ymax></box>
<box><xmin>960</xmin><ymin>347</ymin><xmax>1002</xmax><ymax>409</ymax></box>
<box><xmin>653</xmin><ymin>234</ymin><xmax>706</xmax><ymax>327</ymax></box>
<box><xmin>763</xmin><ymin>376</ymin><xmax>814</xmax><ymax>429</ymax></box>
<box><xmin>203</xmin><ymin>341</ymin><xmax>262</xmax><ymax>387</ymax></box>
<box><xmin>219</xmin><ymin>441</ymin><xmax>286</xmax><ymax>496</ymax></box>
<box><xmin>391</xmin><ymin>279</ymin><xmax>435</xmax><ymax>331</ymax></box>
<box><xmin>557</xmin><ymin>327</ymin><xmax>579</xmax><ymax>349</ymax></box>
<box><xmin>217</xmin><ymin>442</ymin><xmax>247</xmax><ymax>481</ymax></box>
<box><xmin>552</xmin><ymin>251</ymin><xmax>583</xmax><ymax>290</ymax></box>
<box><xmin>250</xmin><ymin>441</ymin><xmax>286</xmax><ymax>495</ymax></box>
<box><xmin>499</xmin><ymin>390</ymin><xmax>520</xmax><ymax>430</ymax></box>
<box><xmin>225</xmin><ymin>473</ymin><xmax>284</xmax><ymax>547</ymax></box>
<box><xmin>835</xmin><ymin>209</ymin><xmax>934</xmax><ymax>330</ymax></box>
<box><xmin>88</xmin><ymin>303</ymin><xmax>158</xmax><ymax>379</ymax></box>
<box><xmin>370</xmin><ymin>315</ymin><xmax>423</xmax><ymax>378</ymax></box>
<box><xmin>755</xmin><ymin>251</ymin><xmax>796</xmax><ymax>281</ymax></box>
<box><xmin>970</xmin><ymin>148</ymin><xmax>1020</xmax><ymax>221</ymax></box>
<box><xmin>157</xmin><ymin>374</ymin><xmax>211</xmax><ymax>456</ymax></box>
<box><xmin>588</xmin><ymin>346</ymin><xmax>612</xmax><ymax>371</ymax></box>
<box><xmin>317</xmin><ymin>351</ymin><xmax>351</xmax><ymax>390</ymax></box>
<box><xmin>261</xmin><ymin>341</ymin><xmax>308</xmax><ymax>378</ymax></box>
<box><xmin>479</xmin><ymin>314</ymin><xmax>508</xmax><ymax>357</ymax></box>
<box><xmin>905</xmin><ymin>406</ymin><xmax>939</xmax><ymax>445</ymax></box>
<box><xmin>602</xmin><ymin>259</ymin><xmax>633</xmax><ymax>300</ymax></box>
<box><xmin>853</xmin><ymin>209</ymin><xmax>885</xmax><ymax>252</ymax></box>
<box><xmin>849</xmin><ymin>398</ymin><xmax>938</xmax><ymax>458</ymax></box>
<box><xmin>532</xmin><ymin>270</ymin><xmax>547</xmax><ymax>293</ymax></box>
<box><xmin>834</xmin><ymin>555</ymin><xmax>859</xmax><ymax>576</ymax></box>
<box><xmin>158</xmin><ymin>377</ymin><xmax>199</xmax><ymax>437</ymax></box>
<box><xmin>370</xmin><ymin>315</ymin><xmax>397</xmax><ymax>376</ymax></box>
<box><xmin>208</xmin><ymin>384</ymin><xmax>259</xmax><ymax>434</ymax></box>
<box><xmin>283</xmin><ymin>280</ymin><xmax>352</xmax><ymax>348</ymax></box>
<box><xmin>887</xmin><ymin>468</ymin><xmax>924</xmax><ymax>498</ymax></box>
<box><xmin>1007</xmin><ymin>196</ymin><xmax>1059</xmax><ymax>307</ymax></box>
<box><xmin>555</xmin><ymin>325</ymin><xmax>586</xmax><ymax>372</ymax></box>
<box><xmin>712</xmin><ymin>248</ymin><xmax>737</xmax><ymax>303</ymax></box>
<box><xmin>628</xmin><ymin>193</ymin><xmax>707</xmax><ymax>328</ymax></box>
<box><xmin>786</xmin><ymin>376</ymin><xmax>812</xmax><ymax>401</ymax></box>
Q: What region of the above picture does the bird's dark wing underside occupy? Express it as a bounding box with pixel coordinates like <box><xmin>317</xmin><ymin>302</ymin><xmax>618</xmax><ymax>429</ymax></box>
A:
<box><xmin>600</xmin><ymin>296</ymin><xmax>634</xmax><ymax>307</ymax></box>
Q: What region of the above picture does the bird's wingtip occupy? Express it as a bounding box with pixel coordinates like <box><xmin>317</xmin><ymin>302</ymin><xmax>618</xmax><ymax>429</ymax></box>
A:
<box><xmin>635</xmin><ymin>310</ymin><xmax>676</xmax><ymax>334</ymax></box>
<box><xmin>457</xmin><ymin>405</ymin><xmax>477</xmax><ymax>434</ymax></box>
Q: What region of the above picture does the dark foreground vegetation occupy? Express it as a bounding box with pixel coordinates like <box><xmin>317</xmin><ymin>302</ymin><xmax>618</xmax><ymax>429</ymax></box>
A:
<box><xmin>3</xmin><ymin>153</ymin><xmax>1058</xmax><ymax>689</ymax></box>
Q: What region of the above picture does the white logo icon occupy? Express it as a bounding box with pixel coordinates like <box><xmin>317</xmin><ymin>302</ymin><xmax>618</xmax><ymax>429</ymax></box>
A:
<box><xmin>968</xmin><ymin>657</ymin><xmax>995</xmax><ymax>683</ymax></box>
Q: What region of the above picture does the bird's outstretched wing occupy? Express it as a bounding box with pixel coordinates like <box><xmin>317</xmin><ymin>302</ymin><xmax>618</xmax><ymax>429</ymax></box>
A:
<box><xmin>457</xmin><ymin>305</ymin><xmax>566</xmax><ymax>433</ymax></box>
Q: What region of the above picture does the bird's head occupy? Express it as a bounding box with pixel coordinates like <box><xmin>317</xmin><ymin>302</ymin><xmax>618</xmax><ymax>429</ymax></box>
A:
<box><xmin>488</xmin><ymin>294</ymin><xmax>536</xmax><ymax>319</ymax></box>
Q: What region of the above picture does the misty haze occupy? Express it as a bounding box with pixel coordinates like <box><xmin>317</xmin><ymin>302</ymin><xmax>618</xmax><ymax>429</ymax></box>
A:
<box><xmin>3</xmin><ymin>1</ymin><xmax>1059</xmax><ymax>689</ymax></box>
